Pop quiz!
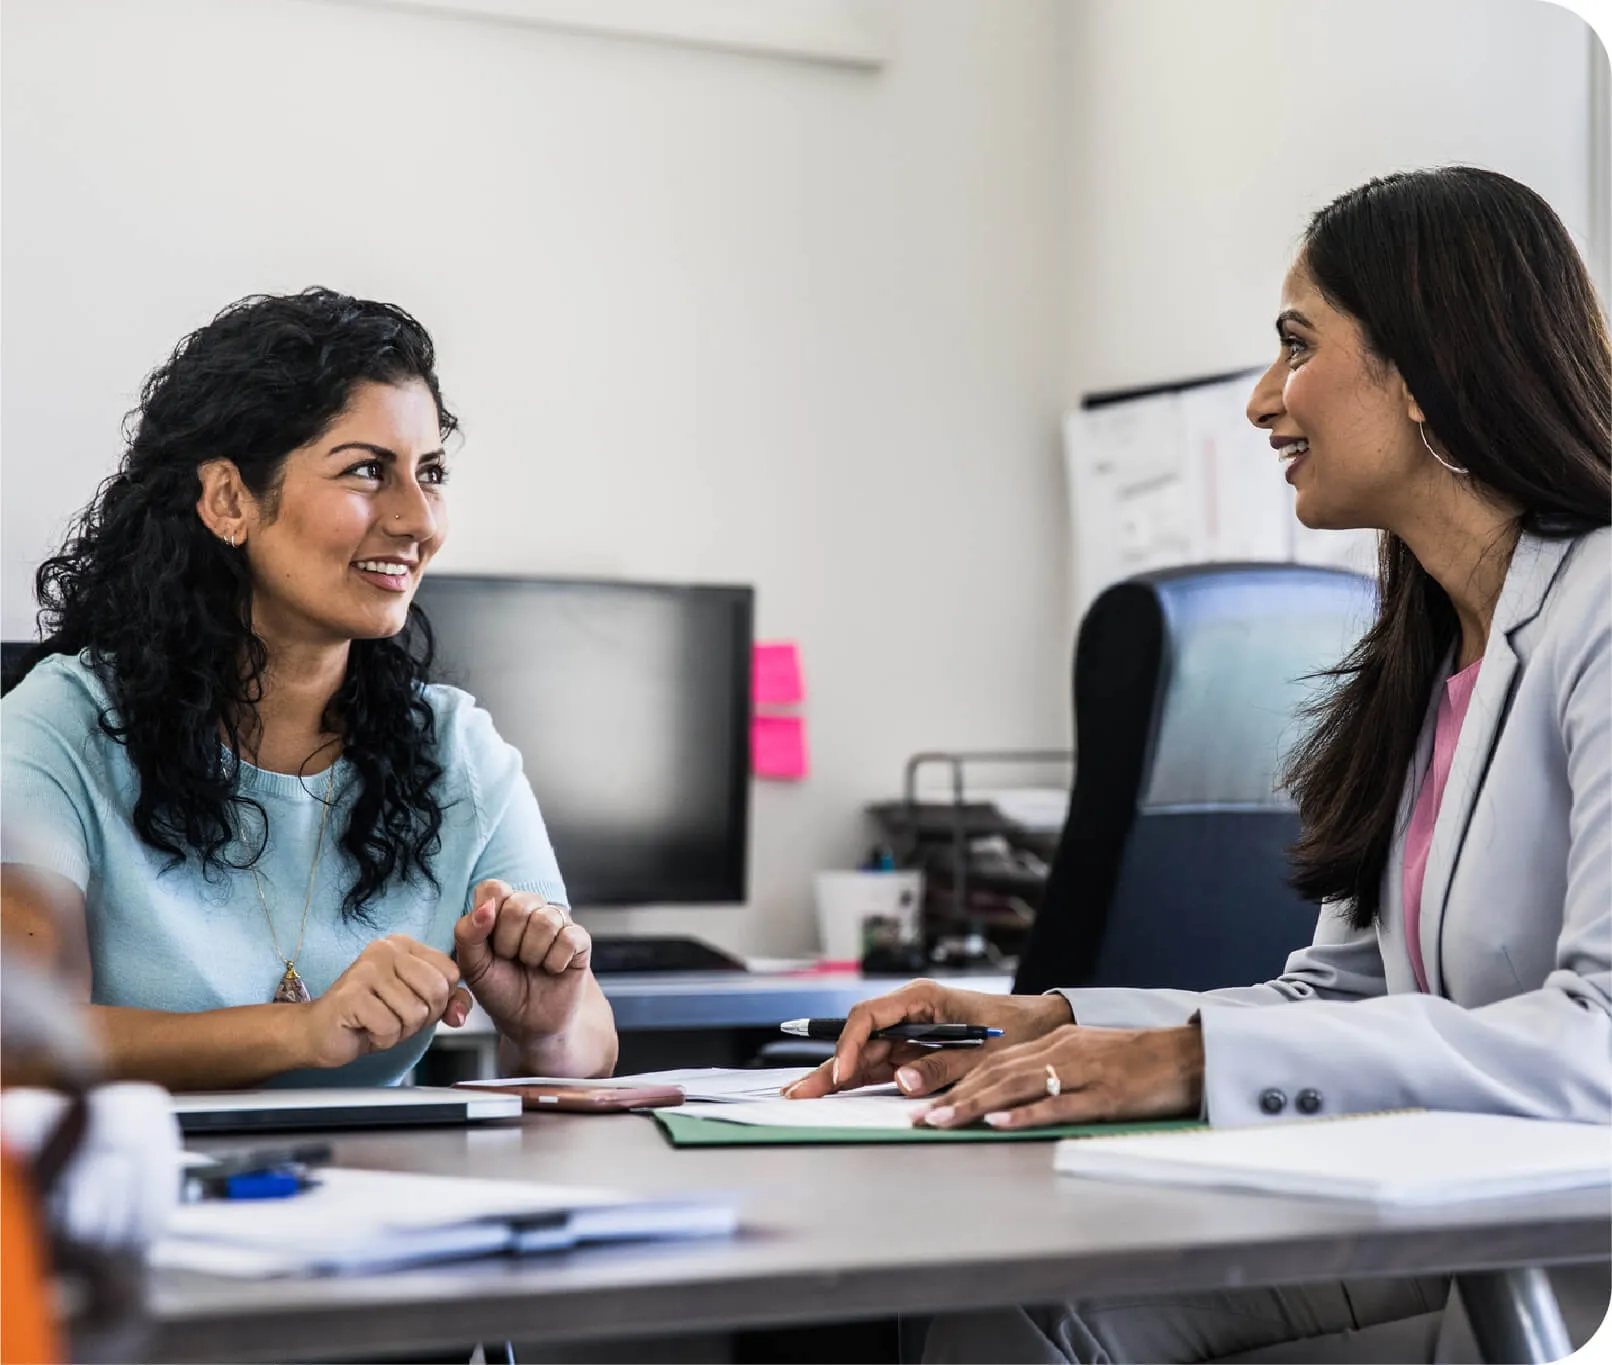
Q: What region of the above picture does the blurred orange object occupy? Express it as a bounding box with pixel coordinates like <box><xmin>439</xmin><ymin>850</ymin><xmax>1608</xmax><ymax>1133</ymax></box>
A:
<box><xmin>0</xmin><ymin>1143</ymin><xmax>62</xmax><ymax>1365</ymax></box>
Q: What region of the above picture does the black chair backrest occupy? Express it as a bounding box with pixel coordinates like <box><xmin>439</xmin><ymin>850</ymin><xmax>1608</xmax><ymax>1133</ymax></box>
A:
<box><xmin>1014</xmin><ymin>563</ymin><xmax>1375</xmax><ymax>996</ymax></box>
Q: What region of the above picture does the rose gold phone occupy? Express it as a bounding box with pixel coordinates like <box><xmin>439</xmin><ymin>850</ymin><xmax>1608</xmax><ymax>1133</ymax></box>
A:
<box><xmin>457</xmin><ymin>1083</ymin><xmax>686</xmax><ymax>1112</ymax></box>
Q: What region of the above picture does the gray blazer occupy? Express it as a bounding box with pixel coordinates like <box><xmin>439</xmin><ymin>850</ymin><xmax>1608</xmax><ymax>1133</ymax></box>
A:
<box><xmin>1058</xmin><ymin>529</ymin><xmax>1611</xmax><ymax>1126</ymax></box>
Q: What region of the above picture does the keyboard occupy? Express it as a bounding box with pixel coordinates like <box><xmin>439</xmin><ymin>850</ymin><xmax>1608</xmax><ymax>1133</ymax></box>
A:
<box><xmin>586</xmin><ymin>935</ymin><xmax>748</xmax><ymax>975</ymax></box>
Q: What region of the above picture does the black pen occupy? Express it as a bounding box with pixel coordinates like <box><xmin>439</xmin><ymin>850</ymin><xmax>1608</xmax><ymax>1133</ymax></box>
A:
<box><xmin>778</xmin><ymin>1018</ymin><xmax>1002</xmax><ymax>1045</ymax></box>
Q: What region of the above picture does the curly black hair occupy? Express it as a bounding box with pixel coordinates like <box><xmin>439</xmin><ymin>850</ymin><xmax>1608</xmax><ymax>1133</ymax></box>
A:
<box><xmin>14</xmin><ymin>288</ymin><xmax>456</xmax><ymax>920</ymax></box>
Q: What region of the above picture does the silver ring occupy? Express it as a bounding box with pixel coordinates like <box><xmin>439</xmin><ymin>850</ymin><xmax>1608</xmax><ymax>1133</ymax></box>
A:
<box><xmin>1045</xmin><ymin>1064</ymin><xmax>1061</xmax><ymax>1098</ymax></box>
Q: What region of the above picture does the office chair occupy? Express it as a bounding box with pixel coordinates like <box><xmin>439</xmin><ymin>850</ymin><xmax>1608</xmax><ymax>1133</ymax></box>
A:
<box><xmin>1014</xmin><ymin>563</ymin><xmax>1376</xmax><ymax>996</ymax></box>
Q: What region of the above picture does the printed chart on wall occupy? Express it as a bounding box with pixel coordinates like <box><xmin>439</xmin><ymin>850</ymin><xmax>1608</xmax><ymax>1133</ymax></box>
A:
<box><xmin>1063</xmin><ymin>372</ymin><xmax>1377</xmax><ymax>620</ymax></box>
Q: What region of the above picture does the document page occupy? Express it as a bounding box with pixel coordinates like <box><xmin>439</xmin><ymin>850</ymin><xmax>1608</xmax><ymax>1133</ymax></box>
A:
<box><xmin>459</xmin><ymin>1067</ymin><xmax>813</xmax><ymax>1102</ymax></box>
<box><xmin>675</xmin><ymin>1085</ymin><xmax>927</xmax><ymax>1130</ymax></box>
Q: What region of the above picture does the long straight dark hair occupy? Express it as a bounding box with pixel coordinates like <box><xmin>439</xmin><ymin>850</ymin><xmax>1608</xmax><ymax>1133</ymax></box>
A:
<box><xmin>1281</xmin><ymin>168</ymin><xmax>1611</xmax><ymax>927</ymax></box>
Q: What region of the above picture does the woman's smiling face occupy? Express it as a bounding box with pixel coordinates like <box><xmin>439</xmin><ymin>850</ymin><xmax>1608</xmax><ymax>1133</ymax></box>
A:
<box><xmin>237</xmin><ymin>378</ymin><xmax>450</xmax><ymax>650</ymax></box>
<box><xmin>1245</xmin><ymin>258</ymin><xmax>1427</xmax><ymax>533</ymax></box>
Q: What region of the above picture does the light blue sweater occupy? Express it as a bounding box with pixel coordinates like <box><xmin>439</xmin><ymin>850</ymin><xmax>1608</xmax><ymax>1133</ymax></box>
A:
<box><xmin>1</xmin><ymin>653</ymin><xmax>568</xmax><ymax>1086</ymax></box>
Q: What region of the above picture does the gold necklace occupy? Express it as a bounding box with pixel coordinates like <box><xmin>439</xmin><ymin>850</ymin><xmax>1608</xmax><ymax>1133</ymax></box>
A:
<box><xmin>251</xmin><ymin>763</ymin><xmax>336</xmax><ymax>1004</ymax></box>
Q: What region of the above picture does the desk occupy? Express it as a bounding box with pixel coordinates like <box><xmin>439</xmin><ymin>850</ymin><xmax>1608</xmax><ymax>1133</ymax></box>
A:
<box><xmin>150</xmin><ymin>1112</ymin><xmax>1608</xmax><ymax>1363</ymax></box>
<box><xmin>428</xmin><ymin>970</ymin><xmax>1015</xmax><ymax>1075</ymax></box>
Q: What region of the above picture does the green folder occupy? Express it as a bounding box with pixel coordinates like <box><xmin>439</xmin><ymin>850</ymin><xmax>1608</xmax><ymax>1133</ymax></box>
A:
<box><xmin>653</xmin><ymin>1110</ymin><xmax>1205</xmax><ymax>1147</ymax></box>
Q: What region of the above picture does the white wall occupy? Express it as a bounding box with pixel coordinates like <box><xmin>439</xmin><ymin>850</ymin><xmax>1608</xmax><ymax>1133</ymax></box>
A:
<box><xmin>0</xmin><ymin>0</ymin><xmax>1073</xmax><ymax>954</ymax></box>
<box><xmin>1063</xmin><ymin>0</ymin><xmax>1599</xmax><ymax>397</ymax></box>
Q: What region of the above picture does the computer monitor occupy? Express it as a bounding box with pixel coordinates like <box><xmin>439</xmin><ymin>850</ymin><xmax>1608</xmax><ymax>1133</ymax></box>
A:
<box><xmin>412</xmin><ymin>574</ymin><xmax>753</xmax><ymax>908</ymax></box>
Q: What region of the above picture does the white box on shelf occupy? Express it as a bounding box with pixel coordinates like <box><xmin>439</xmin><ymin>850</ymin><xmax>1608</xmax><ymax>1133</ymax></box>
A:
<box><xmin>812</xmin><ymin>870</ymin><xmax>923</xmax><ymax>962</ymax></box>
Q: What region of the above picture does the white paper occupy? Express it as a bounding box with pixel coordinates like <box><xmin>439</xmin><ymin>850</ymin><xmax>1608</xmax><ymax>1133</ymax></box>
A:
<box><xmin>741</xmin><ymin>957</ymin><xmax>821</xmax><ymax>973</ymax></box>
<box><xmin>1178</xmin><ymin>380</ymin><xmax>1292</xmax><ymax>564</ymax></box>
<box><xmin>151</xmin><ymin>1221</ymin><xmax>516</xmax><ymax>1277</ymax></box>
<box><xmin>1066</xmin><ymin>394</ymin><xmax>1199</xmax><ymax>622</ymax></box>
<box><xmin>1055</xmin><ymin>1111</ymin><xmax>1612</xmax><ymax>1205</ymax></box>
<box><xmin>519</xmin><ymin>1201</ymin><xmax>739</xmax><ymax>1250</ymax></box>
<box><xmin>457</xmin><ymin>1067</ymin><xmax>813</xmax><ymax>1102</ymax></box>
<box><xmin>169</xmin><ymin>1167</ymin><xmax>622</xmax><ymax>1243</ymax></box>
<box><xmin>675</xmin><ymin>1085</ymin><xmax>927</xmax><ymax>1130</ymax></box>
<box><xmin>153</xmin><ymin>1166</ymin><xmax>737</xmax><ymax>1276</ymax></box>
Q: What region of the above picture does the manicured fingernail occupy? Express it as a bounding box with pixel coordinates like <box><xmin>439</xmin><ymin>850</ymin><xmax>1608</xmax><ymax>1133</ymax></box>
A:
<box><xmin>922</xmin><ymin>1106</ymin><xmax>955</xmax><ymax>1127</ymax></box>
<box><xmin>983</xmin><ymin>1112</ymin><xmax>1012</xmax><ymax>1127</ymax></box>
<box><xmin>831</xmin><ymin>1059</ymin><xmax>841</xmax><ymax>1087</ymax></box>
<box><xmin>896</xmin><ymin>1067</ymin><xmax>921</xmax><ymax>1093</ymax></box>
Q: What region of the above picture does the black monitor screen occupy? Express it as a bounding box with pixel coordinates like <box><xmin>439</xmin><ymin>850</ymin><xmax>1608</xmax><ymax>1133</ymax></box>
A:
<box><xmin>412</xmin><ymin>575</ymin><xmax>752</xmax><ymax>907</ymax></box>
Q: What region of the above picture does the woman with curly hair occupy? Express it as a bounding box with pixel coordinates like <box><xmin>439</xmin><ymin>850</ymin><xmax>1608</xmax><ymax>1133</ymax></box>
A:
<box><xmin>1</xmin><ymin>288</ymin><xmax>618</xmax><ymax>1089</ymax></box>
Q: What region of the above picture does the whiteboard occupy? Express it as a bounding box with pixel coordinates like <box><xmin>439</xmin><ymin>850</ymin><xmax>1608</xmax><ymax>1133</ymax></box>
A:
<box><xmin>1063</xmin><ymin>373</ymin><xmax>1376</xmax><ymax>620</ymax></box>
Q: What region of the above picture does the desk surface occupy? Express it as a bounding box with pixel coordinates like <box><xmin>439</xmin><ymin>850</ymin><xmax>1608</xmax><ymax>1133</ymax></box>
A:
<box><xmin>150</xmin><ymin>1112</ymin><xmax>1609</xmax><ymax>1362</ymax></box>
<box><xmin>440</xmin><ymin>970</ymin><xmax>1015</xmax><ymax>1036</ymax></box>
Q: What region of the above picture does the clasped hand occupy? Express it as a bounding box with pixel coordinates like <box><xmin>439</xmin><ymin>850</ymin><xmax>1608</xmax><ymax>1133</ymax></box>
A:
<box><xmin>298</xmin><ymin>878</ymin><xmax>591</xmax><ymax>1068</ymax></box>
<box><xmin>451</xmin><ymin>878</ymin><xmax>592</xmax><ymax>1047</ymax></box>
<box><xmin>783</xmin><ymin>979</ymin><xmax>1203</xmax><ymax>1129</ymax></box>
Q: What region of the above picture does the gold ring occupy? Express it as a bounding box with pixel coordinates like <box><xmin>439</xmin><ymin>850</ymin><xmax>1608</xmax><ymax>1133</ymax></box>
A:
<box><xmin>1045</xmin><ymin>1063</ymin><xmax>1061</xmax><ymax>1098</ymax></box>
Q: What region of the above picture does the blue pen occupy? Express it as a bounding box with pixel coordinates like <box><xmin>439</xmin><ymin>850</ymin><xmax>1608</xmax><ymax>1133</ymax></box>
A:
<box><xmin>182</xmin><ymin>1142</ymin><xmax>330</xmax><ymax>1202</ymax></box>
<box><xmin>218</xmin><ymin>1169</ymin><xmax>319</xmax><ymax>1200</ymax></box>
<box><xmin>183</xmin><ymin>1165</ymin><xmax>322</xmax><ymax>1202</ymax></box>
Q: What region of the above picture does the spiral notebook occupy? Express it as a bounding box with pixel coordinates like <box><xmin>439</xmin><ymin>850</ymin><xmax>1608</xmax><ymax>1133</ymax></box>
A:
<box><xmin>1053</xmin><ymin>1110</ymin><xmax>1612</xmax><ymax>1205</ymax></box>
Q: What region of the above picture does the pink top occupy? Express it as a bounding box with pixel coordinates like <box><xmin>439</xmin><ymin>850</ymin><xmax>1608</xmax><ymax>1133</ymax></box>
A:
<box><xmin>1401</xmin><ymin>658</ymin><xmax>1483</xmax><ymax>992</ymax></box>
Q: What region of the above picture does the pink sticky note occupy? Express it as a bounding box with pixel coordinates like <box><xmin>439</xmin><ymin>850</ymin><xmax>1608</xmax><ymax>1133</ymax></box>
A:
<box><xmin>752</xmin><ymin>714</ymin><xmax>808</xmax><ymax>780</ymax></box>
<box><xmin>753</xmin><ymin>642</ymin><xmax>804</xmax><ymax>708</ymax></box>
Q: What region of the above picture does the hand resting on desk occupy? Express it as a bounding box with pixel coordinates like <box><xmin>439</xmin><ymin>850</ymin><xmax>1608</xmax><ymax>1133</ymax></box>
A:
<box><xmin>782</xmin><ymin>978</ymin><xmax>1204</xmax><ymax>1129</ymax></box>
<box><xmin>910</xmin><ymin>1022</ymin><xmax>1204</xmax><ymax>1129</ymax></box>
<box><xmin>781</xmin><ymin>980</ymin><xmax>1069</xmax><ymax>1100</ymax></box>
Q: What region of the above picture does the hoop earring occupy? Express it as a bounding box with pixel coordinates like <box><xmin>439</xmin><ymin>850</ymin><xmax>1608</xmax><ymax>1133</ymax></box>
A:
<box><xmin>1419</xmin><ymin>422</ymin><xmax>1469</xmax><ymax>476</ymax></box>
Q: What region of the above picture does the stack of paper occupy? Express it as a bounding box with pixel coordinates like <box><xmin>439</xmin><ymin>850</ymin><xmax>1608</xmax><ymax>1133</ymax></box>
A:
<box><xmin>458</xmin><ymin>1067</ymin><xmax>814</xmax><ymax>1103</ymax></box>
<box><xmin>675</xmin><ymin>1086</ymin><xmax>926</xmax><ymax>1130</ymax></box>
<box><xmin>151</xmin><ymin>1167</ymin><xmax>736</xmax><ymax>1276</ymax></box>
<box><xmin>1054</xmin><ymin>1110</ymin><xmax>1612</xmax><ymax>1205</ymax></box>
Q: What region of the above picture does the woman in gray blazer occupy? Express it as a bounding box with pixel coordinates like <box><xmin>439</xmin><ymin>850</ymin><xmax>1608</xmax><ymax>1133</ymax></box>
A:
<box><xmin>788</xmin><ymin>167</ymin><xmax>1610</xmax><ymax>1362</ymax></box>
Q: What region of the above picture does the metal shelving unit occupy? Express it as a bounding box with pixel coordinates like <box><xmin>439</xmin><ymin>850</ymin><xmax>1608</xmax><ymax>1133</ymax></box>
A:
<box><xmin>865</xmin><ymin>749</ymin><xmax>1074</xmax><ymax>967</ymax></box>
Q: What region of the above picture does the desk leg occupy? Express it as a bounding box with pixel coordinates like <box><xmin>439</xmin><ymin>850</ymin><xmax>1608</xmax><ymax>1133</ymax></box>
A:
<box><xmin>1456</xmin><ymin>1267</ymin><xmax>1573</xmax><ymax>1364</ymax></box>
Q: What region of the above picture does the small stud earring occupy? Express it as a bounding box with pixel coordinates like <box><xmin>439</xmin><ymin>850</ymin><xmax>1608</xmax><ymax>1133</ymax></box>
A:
<box><xmin>1419</xmin><ymin>421</ymin><xmax>1469</xmax><ymax>476</ymax></box>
